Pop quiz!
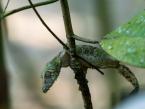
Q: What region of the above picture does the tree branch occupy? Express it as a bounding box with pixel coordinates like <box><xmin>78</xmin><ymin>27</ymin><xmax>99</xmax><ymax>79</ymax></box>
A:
<box><xmin>60</xmin><ymin>0</ymin><xmax>93</xmax><ymax>109</ymax></box>
<box><xmin>1</xmin><ymin>0</ymin><xmax>59</xmax><ymax>19</ymax></box>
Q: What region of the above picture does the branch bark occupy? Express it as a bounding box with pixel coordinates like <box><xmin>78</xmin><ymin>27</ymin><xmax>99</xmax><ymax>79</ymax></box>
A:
<box><xmin>60</xmin><ymin>0</ymin><xmax>93</xmax><ymax>109</ymax></box>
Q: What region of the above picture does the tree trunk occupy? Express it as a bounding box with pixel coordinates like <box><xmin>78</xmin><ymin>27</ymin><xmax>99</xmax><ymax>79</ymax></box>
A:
<box><xmin>0</xmin><ymin>3</ymin><xmax>10</xmax><ymax>109</ymax></box>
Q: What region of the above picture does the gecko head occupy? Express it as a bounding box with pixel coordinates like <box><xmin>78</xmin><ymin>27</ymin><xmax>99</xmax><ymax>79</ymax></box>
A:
<box><xmin>42</xmin><ymin>55</ymin><xmax>62</xmax><ymax>93</ymax></box>
<box><xmin>42</xmin><ymin>69</ymin><xmax>56</xmax><ymax>93</ymax></box>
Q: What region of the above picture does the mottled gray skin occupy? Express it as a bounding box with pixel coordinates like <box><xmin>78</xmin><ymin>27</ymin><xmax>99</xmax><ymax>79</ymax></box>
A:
<box><xmin>42</xmin><ymin>45</ymin><xmax>139</xmax><ymax>94</ymax></box>
<box><xmin>42</xmin><ymin>53</ymin><xmax>62</xmax><ymax>93</ymax></box>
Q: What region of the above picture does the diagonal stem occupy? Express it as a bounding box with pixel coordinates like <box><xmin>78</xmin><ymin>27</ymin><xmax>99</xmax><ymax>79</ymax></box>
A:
<box><xmin>27</xmin><ymin>0</ymin><xmax>68</xmax><ymax>50</ymax></box>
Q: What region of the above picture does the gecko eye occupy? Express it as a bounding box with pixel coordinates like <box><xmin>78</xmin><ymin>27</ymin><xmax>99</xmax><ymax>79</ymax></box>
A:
<box><xmin>44</xmin><ymin>71</ymin><xmax>53</xmax><ymax>78</ymax></box>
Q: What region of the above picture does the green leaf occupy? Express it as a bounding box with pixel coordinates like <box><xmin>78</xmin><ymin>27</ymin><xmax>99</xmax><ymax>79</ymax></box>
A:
<box><xmin>100</xmin><ymin>11</ymin><xmax>145</xmax><ymax>68</ymax></box>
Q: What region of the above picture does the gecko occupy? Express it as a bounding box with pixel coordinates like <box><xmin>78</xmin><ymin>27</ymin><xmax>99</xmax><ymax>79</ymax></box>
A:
<box><xmin>41</xmin><ymin>44</ymin><xmax>139</xmax><ymax>95</ymax></box>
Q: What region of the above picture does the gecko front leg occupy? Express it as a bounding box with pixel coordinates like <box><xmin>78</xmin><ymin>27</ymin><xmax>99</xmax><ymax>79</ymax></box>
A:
<box><xmin>117</xmin><ymin>64</ymin><xmax>139</xmax><ymax>95</ymax></box>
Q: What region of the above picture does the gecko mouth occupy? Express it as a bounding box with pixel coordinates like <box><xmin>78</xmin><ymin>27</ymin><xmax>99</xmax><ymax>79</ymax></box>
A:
<box><xmin>42</xmin><ymin>86</ymin><xmax>49</xmax><ymax>93</ymax></box>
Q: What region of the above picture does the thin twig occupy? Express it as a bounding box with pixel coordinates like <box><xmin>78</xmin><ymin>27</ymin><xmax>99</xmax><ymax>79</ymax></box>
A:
<box><xmin>2</xmin><ymin>0</ymin><xmax>10</xmax><ymax>14</ymax></box>
<box><xmin>72</xmin><ymin>35</ymin><xmax>100</xmax><ymax>44</ymax></box>
<box><xmin>1</xmin><ymin>0</ymin><xmax>58</xmax><ymax>19</ymax></box>
<box><xmin>27</xmin><ymin>0</ymin><xmax>68</xmax><ymax>50</ymax></box>
<box><xmin>60</xmin><ymin>0</ymin><xmax>93</xmax><ymax>109</ymax></box>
